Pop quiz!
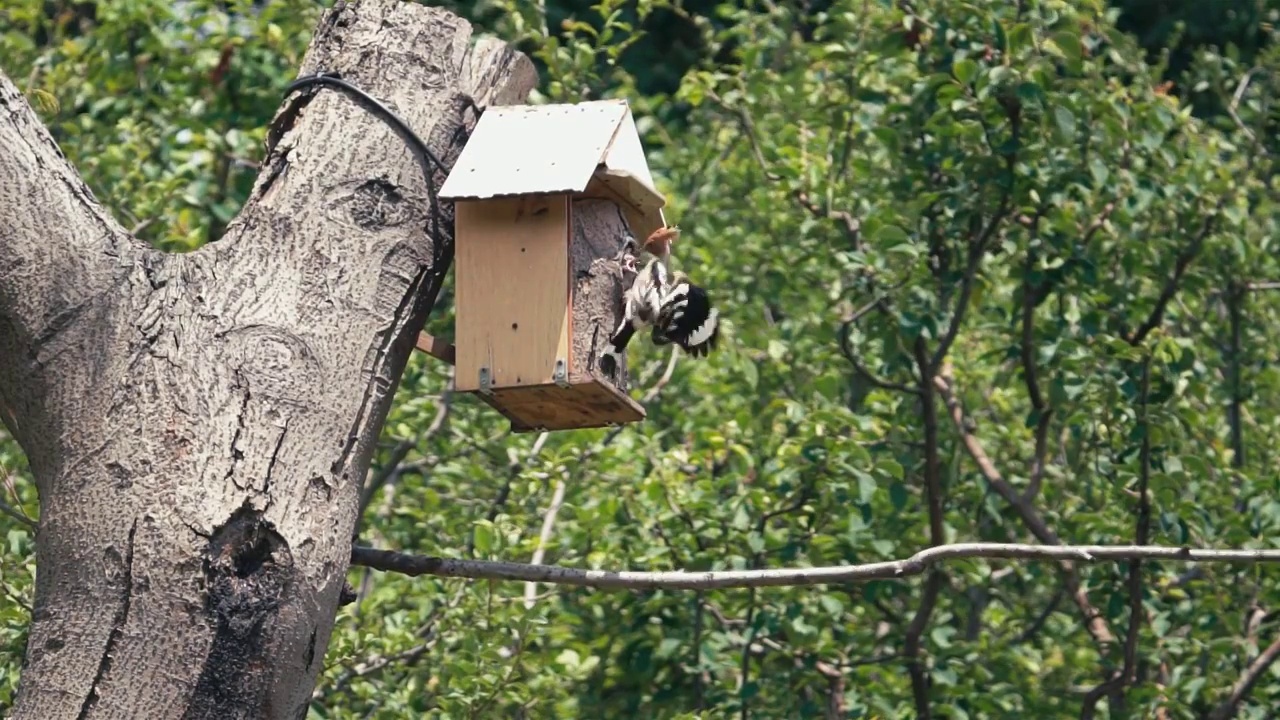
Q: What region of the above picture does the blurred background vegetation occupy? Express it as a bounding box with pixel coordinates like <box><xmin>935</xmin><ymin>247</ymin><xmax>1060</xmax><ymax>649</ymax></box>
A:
<box><xmin>3</xmin><ymin>0</ymin><xmax>1280</xmax><ymax>717</ymax></box>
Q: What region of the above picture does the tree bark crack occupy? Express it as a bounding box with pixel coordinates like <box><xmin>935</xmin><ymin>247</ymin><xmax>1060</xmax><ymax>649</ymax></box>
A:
<box><xmin>225</xmin><ymin>384</ymin><xmax>252</xmax><ymax>491</ymax></box>
<box><xmin>30</xmin><ymin>295</ymin><xmax>103</xmax><ymax>364</ymax></box>
<box><xmin>263</xmin><ymin>421</ymin><xmax>289</xmax><ymax>497</ymax></box>
<box><xmin>76</xmin><ymin>518</ymin><xmax>138</xmax><ymax>720</ymax></box>
<box><xmin>330</xmin><ymin>263</ymin><xmax>431</xmax><ymax>478</ymax></box>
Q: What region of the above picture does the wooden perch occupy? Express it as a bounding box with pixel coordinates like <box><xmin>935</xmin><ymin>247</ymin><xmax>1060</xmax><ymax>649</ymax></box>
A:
<box><xmin>414</xmin><ymin>332</ymin><xmax>456</xmax><ymax>365</ymax></box>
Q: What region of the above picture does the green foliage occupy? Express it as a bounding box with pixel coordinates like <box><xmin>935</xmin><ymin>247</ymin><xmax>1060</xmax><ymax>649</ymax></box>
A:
<box><xmin>4</xmin><ymin>0</ymin><xmax>1280</xmax><ymax>718</ymax></box>
<box><xmin>0</xmin><ymin>0</ymin><xmax>321</xmax><ymax>250</ymax></box>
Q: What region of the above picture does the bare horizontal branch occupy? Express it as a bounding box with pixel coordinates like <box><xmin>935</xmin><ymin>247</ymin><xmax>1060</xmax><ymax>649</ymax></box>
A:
<box><xmin>351</xmin><ymin>542</ymin><xmax>1280</xmax><ymax>591</ymax></box>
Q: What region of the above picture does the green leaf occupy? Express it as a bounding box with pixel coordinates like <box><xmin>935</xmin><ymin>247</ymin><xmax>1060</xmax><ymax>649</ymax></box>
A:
<box><xmin>1006</xmin><ymin>23</ymin><xmax>1034</xmax><ymax>55</ymax></box>
<box><xmin>556</xmin><ymin>648</ymin><xmax>581</xmax><ymax>668</ymax></box>
<box><xmin>889</xmin><ymin>482</ymin><xmax>909</xmax><ymax>511</ymax></box>
<box><xmin>473</xmin><ymin>522</ymin><xmax>495</xmax><ymax>554</ymax></box>
<box><xmin>1053</xmin><ymin>105</ymin><xmax>1076</xmax><ymax>140</ymax></box>
<box><xmin>767</xmin><ymin>339</ymin><xmax>788</xmax><ymax>361</ymax></box>
<box><xmin>741</xmin><ymin>357</ymin><xmax>760</xmax><ymax>390</ymax></box>
<box><xmin>930</xmin><ymin>626</ymin><xmax>956</xmax><ymax>648</ymax></box>
<box><xmin>656</xmin><ymin>638</ymin><xmax>682</xmax><ymax>659</ymax></box>
<box><xmin>1052</xmin><ymin>30</ymin><xmax>1083</xmax><ymax>69</ymax></box>
<box><xmin>856</xmin><ymin>470</ymin><xmax>877</xmax><ymax>504</ymax></box>
<box><xmin>878</xmin><ymin>459</ymin><xmax>905</xmax><ymax>480</ymax></box>
<box><xmin>953</xmin><ymin>58</ymin><xmax>978</xmax><ymax>85</ymax></box>
<box><xmin>874</xmin><ymin>224</ymin><xmax>910</xmax><ymax>246</ymax></box>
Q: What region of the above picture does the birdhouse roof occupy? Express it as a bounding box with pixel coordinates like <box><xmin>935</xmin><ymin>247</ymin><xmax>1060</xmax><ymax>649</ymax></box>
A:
<box><xmin>439</xmin><ymin>99</ymin><xmax>667</xmax><ymax>239</ymax></box>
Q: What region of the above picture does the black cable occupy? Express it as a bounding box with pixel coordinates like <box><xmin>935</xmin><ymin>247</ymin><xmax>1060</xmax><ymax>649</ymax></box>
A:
<box><xmin>282</xmin><ymin>73</ymin><xmax>449</xmax><ymax>263</ymax></box>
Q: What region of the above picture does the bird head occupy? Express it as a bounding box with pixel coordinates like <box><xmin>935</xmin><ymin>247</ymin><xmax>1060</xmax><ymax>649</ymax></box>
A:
<box><xmin>643</xmin><ymin>225</ymin><xmax>680</xmax><ymax>261</ymax></box>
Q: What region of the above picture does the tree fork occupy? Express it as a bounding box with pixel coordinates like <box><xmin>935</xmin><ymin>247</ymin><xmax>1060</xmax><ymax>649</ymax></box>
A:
<box><xmin>0</xmin><ymin>1</ymin><xmax>535</xmax><ymax>717</ymax></box>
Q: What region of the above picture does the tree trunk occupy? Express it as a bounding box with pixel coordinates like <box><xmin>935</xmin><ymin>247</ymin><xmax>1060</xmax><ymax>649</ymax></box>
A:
<box><xmin>0</xmin><ymin>2</ymin><xmax>535</xmax><ymax>717</ymax></box>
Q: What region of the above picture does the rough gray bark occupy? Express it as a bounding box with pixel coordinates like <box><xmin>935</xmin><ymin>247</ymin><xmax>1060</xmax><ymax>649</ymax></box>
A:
<box><xmin>570</xmin><ymin>198</ymin><xmax>635</xmax><ymax>390</ymax></box>
<box><xmin>0</xmin><ymin>1</ymin><xmax>535</xmax><ymax>717</ymax></box>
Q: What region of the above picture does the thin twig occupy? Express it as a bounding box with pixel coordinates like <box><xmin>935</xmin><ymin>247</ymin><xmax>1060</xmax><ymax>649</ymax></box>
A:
<box><xmin>130</xmin><ymin>218</ymin><xmax>154</xmax><ymax>236</ymax></box>
<box><xmin>1209</xmin><ymin>634</ymin><xmax>1280</xmax><ymax>720</ymax></box>
<box><xmin>693</xmin><ymin>593</ymin><xmax>705</xmax><ymax>710</ymax></box>
<box><xmin>522</xmin><ymin>457</ymin><xmax>562</xmax><ymax>609</ymax></box>
<box><xmin>1226</xmin><ymin>283</ymin><xmax>1246</xmax><ymax>469</ymax></box>
<box><xmin>934</xmin><ymin>369</ymin><xmax>1117</xmax><ymax>647</ymax></box>
<box><xmin>1126</xmin><ymin>212</ymin><xmax>1219</xmax><ymax>345</ymax></box>
<box><xmin>358</xmin><ymin>381</ymin><xmax>453</xmax><ymax>519</ymax></box>
<box><xmin>1225</xmin><ymin>68</ymin><xmax>1261</xmax><ymax>146</ymax></box>
<box><xmin>1082</xmin><ymin>360</ymin><xmax>1154</xmax><ymax>718</ymax></box>
<box><xmin>0</xmin><ymin>500</ymin><xmax>35</xmax><ymax>530</ymax></box>
<box><xmin>707</xmin><ymin>88</ymin><xmax>866</xmax><ymax>256</ymax></box>
<box><xmin>316</xmin><ymin>584</ymin><xmax>469</xmax><ymax>701</ymax></box>
<box><xmin>1022</xmin><ymin>201</ymin><xmax>1115</xmax><ymax>502</ymax></box>
<box><xmin>351</xmin><ymin>542</ymin><xmax>1280</xmax><ymax>590</ymax></box>
<box><xmin>1020</xmin><ymin>240</ymin><xmax>1052</xmax><ymax>503</ymax></box>
<box><xmin>1013</xmin><ymin>589</ymin><xmax>1065</xmax><ymax>645</ymax></box>
<box><xmin>794</xmin><ymin>189</ymin><xmax>861</xmax><ymax>249</ymax></box>
<box><xmin>740</xmin><ymin>587</ymin><xmax>758</xmax><ymax>720</ymax></box>
<box><xmin>931</xmin><ymin>101</ymin><xmax>1019</xmax><ymax>369</ymax></box>
<box><xmin>837</xmin><ymin>317</ymin><xmax>920</xmax><ymax>395</ymax></box>
<box><xmin>359</xmin><ymin>440</ymin><xmax>414</xmax><ymax>520</ymax></box>
<box><xmin>931</xmin><ymin>228</ymin><xmax>994</xmax><ymax>369</ymax></box>
<box><xmin>683</xmin><ymin>140</ymin><xmax>736</xmax><ymax>219</ymax></box>
<box><xmin>0</xmin><ymin>464</ymin><xmax>35</xmax><ymax>530</ymax></box>
<box><xmin>493</xmin><ymin>431</ymin><xmax>549</xmax><ymax>526</ymax></box>
<box><xmin>902</xmin><ymin>338</ymin><xmax>946</xmax><ymax>719</ymax></box>
<box><xmin>521</xmin><ymin>348</ymin><xmax>682</xmax><ymax>607</ymax></box>
<box><xmin>914</xmin><ymin>340</ymin><xmax>946</xmax><ymax>547</ymax></box>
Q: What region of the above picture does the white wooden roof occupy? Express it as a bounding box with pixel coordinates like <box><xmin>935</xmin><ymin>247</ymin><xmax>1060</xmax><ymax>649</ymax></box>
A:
<box><xmin>440</xmin><ymin>99</ymin><xmax>667</xmax><ymax>238</ymax></box>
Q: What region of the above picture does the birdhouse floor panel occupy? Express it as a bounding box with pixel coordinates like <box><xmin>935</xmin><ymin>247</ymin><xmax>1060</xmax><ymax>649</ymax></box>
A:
<box><xmin>469</xmin><ymin>379</ymin><xmax>644</xmax><ymax>433</ymax></box>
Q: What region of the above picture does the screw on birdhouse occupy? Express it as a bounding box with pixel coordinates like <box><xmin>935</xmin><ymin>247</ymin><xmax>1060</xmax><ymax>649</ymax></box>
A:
<box><xmin>478</xmin><ymin>366</ymin><xmax>493</xmax><ymax>396</ymax></box>
<box><xmin>553</xmin><ymin>358</ymin><xmax>570</xmax><ymax>388</ymax></box>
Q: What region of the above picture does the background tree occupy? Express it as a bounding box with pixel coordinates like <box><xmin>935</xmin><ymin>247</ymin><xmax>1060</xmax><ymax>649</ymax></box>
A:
<box><xmin>3</xmin><ymin>0</ymin><xmax>1280</xmax><ymax>718</ymax></box>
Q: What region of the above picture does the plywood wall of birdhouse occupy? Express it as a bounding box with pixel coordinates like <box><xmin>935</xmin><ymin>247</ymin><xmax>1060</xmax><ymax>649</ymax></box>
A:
<box><xmin>454</xmin><ymin>196</ymin><xmax>572</xmax><ymax>392</ymax></box>
<box><xmin>568</xmin><ymin>198</ymin><xmax>635</xmax><ymax>392</ymax></box>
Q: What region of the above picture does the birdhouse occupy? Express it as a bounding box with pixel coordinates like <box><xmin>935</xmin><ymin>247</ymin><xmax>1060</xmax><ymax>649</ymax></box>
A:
<box><xmin>438</xmin><ymin>99</ymin><xmax>667</xmax><ymax>433</ymax></box>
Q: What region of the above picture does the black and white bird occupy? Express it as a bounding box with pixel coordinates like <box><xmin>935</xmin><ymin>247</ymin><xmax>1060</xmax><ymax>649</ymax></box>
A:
<box><xmin>651</xmin><ymin>270</ymin><xmax>720</xmax><ymax>357</ymax></box>
<box><xmin>599</xmin><ymin>226</ymin><xmax>720</xmax><ymax>378</ymax></box>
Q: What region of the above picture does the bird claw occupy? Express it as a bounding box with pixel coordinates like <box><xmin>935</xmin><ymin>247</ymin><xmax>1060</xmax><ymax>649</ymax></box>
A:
<box><xmin>599</xmin><ymin>351</ymin><xmax>620</xmax><ymax>378</ymax></box>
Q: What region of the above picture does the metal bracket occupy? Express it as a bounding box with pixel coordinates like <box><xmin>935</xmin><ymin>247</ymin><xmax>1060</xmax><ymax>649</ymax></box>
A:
<box><xmin>478</xmin><ymin>366</ymin><xmax>493</xmax><ymax>396</ymax></box>
<box><xmin>553</xmin><ymin>358</ymin><xmax>570</xmax><ymax>388</ymax></box>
